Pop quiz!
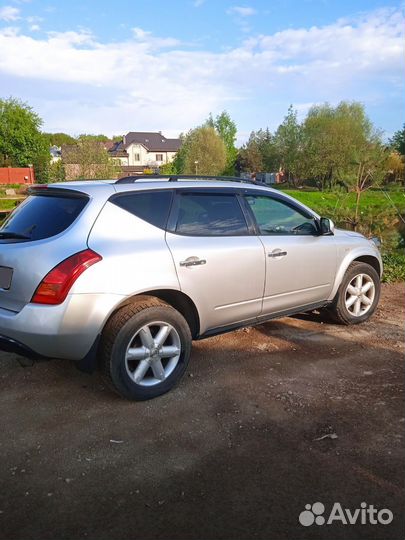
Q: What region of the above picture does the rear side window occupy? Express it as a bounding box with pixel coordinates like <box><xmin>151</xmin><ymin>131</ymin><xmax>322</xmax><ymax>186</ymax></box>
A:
<box><xmin>112</xmin><ymin>190</ymin><xmax>172</xmax><ymax>230</ymax></box>
<box><xmin>174</xmin><ymin>193</ymin><xmax>248</xmax><ymax>236</ymax></box>
<box><xmin>0</xmin><ymin>194</ymin><xmax>88</xmax><ymax>242</ymax></box>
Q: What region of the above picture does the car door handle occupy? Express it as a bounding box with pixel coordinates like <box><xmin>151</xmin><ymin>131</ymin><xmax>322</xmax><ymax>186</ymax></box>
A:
<box><xmin>268</xmin><ymin>250</ymin><xmax>287</xmax><ymax>258</ymax></box>
<box><xmin>180</xmin><ymin>257</ymin><xmax>207</xmax><ymax>267</ymax></box>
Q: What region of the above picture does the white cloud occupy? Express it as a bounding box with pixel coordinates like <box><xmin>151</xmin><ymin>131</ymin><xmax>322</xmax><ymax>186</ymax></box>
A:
<box><xmin>227</xmin><ymin>5</ymin><xmax>257</xmax><ymax>33</ymax></box>
<box><xmin>132</xmin><ymin>26</ymin><xmax>180</xmax><ymax>48</ymax></box>
<box><xmin>227</xmin><ymin>6</ymin><xmax>256</xmax><ymax>17</ymax></box>
<box><xmin>0</xmin><ymin>5</ymin><xmax>20</xmax><ymax>21</ymax></box>
<box><xmin>27</xmin><ymin>14</ymin><xmax>42</xmax><ymax>31</ymax></box>
<box><xmin>27</xmin><ymin>15</ymin><xmax>43</xmax><ymax>23</ymax></box>
<box><xmin>0</xmin><ymin>8</ymin><xmax>403</xmax><ymax>138</ymax></box>
<box><xmin>193</xmin><ymin>0</ymin><xmax>205</xmax><ymax>6</ymax></box>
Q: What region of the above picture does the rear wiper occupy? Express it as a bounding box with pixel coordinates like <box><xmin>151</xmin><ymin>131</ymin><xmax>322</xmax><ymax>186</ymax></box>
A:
<box><xmin>0</xmin><ymin>231</ymin><xmax>31</xmax><ymax>239</ymax></box>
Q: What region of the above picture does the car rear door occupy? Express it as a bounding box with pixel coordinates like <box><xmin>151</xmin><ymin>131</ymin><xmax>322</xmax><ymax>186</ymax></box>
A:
<box><xmin>165</xmin><ymin>189</ymin><xmax>266</xmax><ymax>334</ymax></box>
<box><xmin>242</xmin><ymin>192</ymin><xmax>337</xmax><ymax>315</ymax></box>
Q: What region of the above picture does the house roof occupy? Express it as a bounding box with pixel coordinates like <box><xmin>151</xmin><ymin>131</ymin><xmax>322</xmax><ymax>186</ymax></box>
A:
<box><xmin>110</xmin><ymin>132</ymin><xmax>181</xmax><ymax>153</ymax></box>
<box><xmin>103</xmin><ymin>140</ymin><xmax>115</xmax><ymax>151</ymax></box>
<box><xmin>111</xmin><ymin>148</ymin><xmax>129</xmax><ymax>158</ymax></box>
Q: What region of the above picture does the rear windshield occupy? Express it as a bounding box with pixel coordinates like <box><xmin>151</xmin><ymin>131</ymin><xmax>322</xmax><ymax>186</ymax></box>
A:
<box><xmin>0</xmin><ymin>194</ymin><xmax>88</xmax><ymax>242</ymax></box>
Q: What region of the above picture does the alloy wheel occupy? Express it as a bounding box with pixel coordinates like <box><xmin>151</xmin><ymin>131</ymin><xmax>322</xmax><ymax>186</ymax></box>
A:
<box><xmin>125</xmin><ymin>321</ymin><xmax>181</xmax><ymax>386</ymax></box>
<box><xmin>344</xmin><ymin>273</ymin><xmax>375</xmax><ymax>317</ymax></box>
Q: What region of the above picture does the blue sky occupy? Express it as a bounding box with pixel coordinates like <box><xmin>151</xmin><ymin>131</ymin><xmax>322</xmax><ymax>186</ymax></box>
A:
<box><xmin>0</xmin><ymin>0</ymin><xmax>404</xmax><ymax>142</ymax></box>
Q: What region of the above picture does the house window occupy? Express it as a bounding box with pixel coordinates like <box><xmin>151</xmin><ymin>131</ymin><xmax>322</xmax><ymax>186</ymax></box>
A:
<box><xmin>133</xmin><ymin>153</ymin><xmax>140</xmax><ymax>162</ymax></box>
<box><xmin>156</xmin><ymin>154</ymin><xmax>164</xmax><ymax>162</ymax></box>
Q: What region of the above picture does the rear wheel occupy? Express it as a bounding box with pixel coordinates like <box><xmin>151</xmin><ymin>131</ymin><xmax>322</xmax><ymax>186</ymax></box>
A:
<box><xmin>100</xmin><ymin>296</ymin><xmax>192</xmax><ymax>400</ymax></box>
<box><xmin>327</xmin><ymin>262</ymin><xmax>380</xmax><ymax>325</ymax></box>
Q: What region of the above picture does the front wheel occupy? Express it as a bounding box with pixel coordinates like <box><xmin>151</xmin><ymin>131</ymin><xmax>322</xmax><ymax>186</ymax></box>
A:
<box><xmin>100</xmin><ymin>296</ymin><xmax>192</xmax><ymax>400</ymax></box>
<box><xmin>327</xmin><ymin>262</ymin><xmax>380</xmax><ymax>325</ymax></box>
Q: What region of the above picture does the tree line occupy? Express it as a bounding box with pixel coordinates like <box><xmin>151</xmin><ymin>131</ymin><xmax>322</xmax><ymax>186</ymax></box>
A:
<box><xmin>1</xmin><ymin>97</ymin><xmax>404</xmax><ymax>193</ymax></box>
<box><xmin>238</xmin><ymin>103</ymin><xmax>405</xmax><ymax>191</ymax></box>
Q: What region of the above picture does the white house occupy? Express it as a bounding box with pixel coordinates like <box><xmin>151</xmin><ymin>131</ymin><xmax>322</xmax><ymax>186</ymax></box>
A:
<box><xmin>50</xmin><ymin>145</ymin><xmax>62</xmax><ymax>163</ymax></box>
<box><xmin>109</xmin><ymin>132</ymin><xmax>181</xmax><ymax>170</ymax></box>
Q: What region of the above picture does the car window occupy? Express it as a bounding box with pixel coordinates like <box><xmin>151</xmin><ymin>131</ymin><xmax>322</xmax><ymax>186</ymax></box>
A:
<box><xmin>245</xmin><ymin>195</ymin><xmax>318</xmax><ymax>235</ymax></box>
<box><xmin>0</xmin><ymin>194</ymin><xmax>88</xmax><ymax>242</ymax></box>
<box><xmin>175</xmin><ymin>193</ymin><xmax>248</xmax><ymax>236</ymax></box>
<box><xmin>112</xmin><ymin>190</ymin><xmax>173</xmax><ymax>230</ymax></box>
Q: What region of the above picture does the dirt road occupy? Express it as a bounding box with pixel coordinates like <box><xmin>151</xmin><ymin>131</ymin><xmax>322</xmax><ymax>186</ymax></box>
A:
<box><xmin>0</xmin><ymin>283</ymin><xmax>404</xmax><ymax>540</ymax></box>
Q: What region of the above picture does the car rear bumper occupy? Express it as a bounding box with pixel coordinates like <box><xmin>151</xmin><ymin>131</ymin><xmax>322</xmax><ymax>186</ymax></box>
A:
<box><xmin>0</xmin><ymin>335</ymin><xmax>42</xmax><ymax>359</ymax></box>
<box><xmin>0</xmin><ymin>293</ymin><xmax>125</xmax><ymax>361</ymax></box>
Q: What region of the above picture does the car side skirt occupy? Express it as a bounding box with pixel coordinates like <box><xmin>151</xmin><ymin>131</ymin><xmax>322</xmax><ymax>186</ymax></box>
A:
<box><xmin>198</xmin><ymin>300</ymin><xmax>331</xmax><ymax>339</ymax></box>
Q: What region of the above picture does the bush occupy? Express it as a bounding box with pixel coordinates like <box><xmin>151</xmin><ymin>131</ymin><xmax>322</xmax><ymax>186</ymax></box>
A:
<box><xmin>159</xmin><ymin>161</ymin><xmax>176</xmax><ymax>174</ymax></box>
<box><xmin>382</xmin><ymin>253</ymin><xmax>405</xmax><ymax>283</ymax></box>
<box><xmin>48</xmin><ymin>160</ymin><xmax>66</xmax><ymax>183</ymax></box>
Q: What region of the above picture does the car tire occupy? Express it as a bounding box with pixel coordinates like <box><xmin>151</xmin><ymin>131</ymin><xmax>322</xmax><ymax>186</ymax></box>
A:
<box><xmin>327</xmin><ymin>262</ymin><xmax>380</xmax><ymax>325</ymax></box>
<box><xmin>100</xmin><ymin>296</ymin><xmax>192</xmax><ymax>400</ymax></box>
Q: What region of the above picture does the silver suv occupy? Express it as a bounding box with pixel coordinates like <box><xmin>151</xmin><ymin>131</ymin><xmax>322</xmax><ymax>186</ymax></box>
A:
<box><xmin>0</xmin><ymin>176</ymin><xmax>382</xmax><ymax>400</ymax></box>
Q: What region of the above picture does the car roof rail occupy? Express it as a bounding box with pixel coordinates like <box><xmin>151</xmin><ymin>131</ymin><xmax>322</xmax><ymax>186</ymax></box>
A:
<box><xmin>115</xmin><ymin>174</ymin><xmax>259</xmax><ymax>185</ymax></box>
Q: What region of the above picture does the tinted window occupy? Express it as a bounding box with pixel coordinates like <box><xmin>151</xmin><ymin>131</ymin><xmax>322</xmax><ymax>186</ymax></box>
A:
<box><xmin>245</xmin><ymin>195</ymin><xmax>318</xmax><ymax>235</ymax></box>
<box><xmin>0</xmin><ymin>194</ymin><xmax>88</xmax><ymax>242</ymax></box>
<box><xmin>175</xmin><ymin>193</ymin><xmax>248</xmax><ymax>236</ymax></box>
<box><xmin>112</xmin><ymin>190</ymin><xmax>172</xmax><ymax>230</ymax></box>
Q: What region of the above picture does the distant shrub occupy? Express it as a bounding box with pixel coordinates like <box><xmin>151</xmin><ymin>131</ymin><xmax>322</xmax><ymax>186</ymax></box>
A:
<box><xmin>382</xmin><ymin>253</ymin><xmax>405</xmax><ymax>283</ymax></box>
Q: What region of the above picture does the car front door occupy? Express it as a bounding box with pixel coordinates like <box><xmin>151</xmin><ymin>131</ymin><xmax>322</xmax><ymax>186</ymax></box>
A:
<box><xmin>165</xmin><ymin>190</ymin><xmax>266</xmax><ymax>334</ymax></box>
<box><xmin>242</xmin><ymin>193</ymin><xmax>337</xmax><ymax>315</ymax></box>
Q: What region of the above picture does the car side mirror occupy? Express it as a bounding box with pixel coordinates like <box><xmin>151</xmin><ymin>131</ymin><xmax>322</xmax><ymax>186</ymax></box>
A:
<box><xmin>319</xmin><ymin>217</ymin><xmax>335</xmax><ymax>235</ymax></box>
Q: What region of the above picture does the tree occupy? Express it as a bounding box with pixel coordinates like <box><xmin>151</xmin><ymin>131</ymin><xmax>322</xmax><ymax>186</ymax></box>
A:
<box><xmin>345</xmin><ymin>138</ymin><xmax>389</xmax><ymax>230</ymax></box>
<box><xmin>386</xmin><ymin>151</ymin><xmax>405</xmax><ymax>184</ymax></box>
<box><xmin>48</xmin><ymin>160</ymin><xmax>66</xmax><ymax>183</ymax></box>
<box><xmin>176</xmin><ymin>126</ymin><xmax>227</xmax><ymax>175</ymax></box>
<box><xmin>253</xmin><ymin>128</ymin><xmax>279</xmax><ymax>171</ymax></box>
<box><xmin>389</xmin><ymin>124</ymin><xmax>405</xmax><ymax>156</ymax></box>
<box><xmin>77</xmin><ymin>134</ymin><xmax>109</xmax><ymax>142</ymax></box>
<box><xmin>302</xmin><ymin>101</ymin><xmax>373</xmax><ymax>190</ymax></box>
<box><xmin>171</xmin><ymin>132</ymin><xmax>189</xmax><ymax>174</ymax></box>
<box><xmin>43</xmin><ymin>132</ymin><xmax>76</xmax><ymax>147</ymax></box>
<box><xmin>207</xmin><ymin>111</ymin><xmax>238</xmax><ymax>175</ymax></box>
<box><xmin>273</xmin><ymin>105</ymin><xmax>303</xmax><ymax>185</ymax></box>
<box><xmin>62</xmin><ymin>140</ymin><xmax>120</xmax><ymax>180</ymax></box>
<box><xmin>237</xmin><ymin>132</ymin><xmax>263</xmax><ymax>173</ymax></box>
<box><xmin>0</xmin><ymin>97</ymin><xmax>49</xmax><ymax>182</ymax></box>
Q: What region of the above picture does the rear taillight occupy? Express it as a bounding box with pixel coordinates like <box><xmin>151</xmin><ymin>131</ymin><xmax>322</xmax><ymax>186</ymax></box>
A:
<box><xmin>31</xmin><ymin>249</ymin><xmax>102</xmax><ymax>305</ymax></box>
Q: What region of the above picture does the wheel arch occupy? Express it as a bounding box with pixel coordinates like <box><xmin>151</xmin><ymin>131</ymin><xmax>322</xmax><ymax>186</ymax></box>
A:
<box><xmin>77</xmin><ymin>288</ymin><xmax>200</xmax><ymax>374</ymax></box>
<box><xmin>352</xmin><ymin>255</ymin><xmax>381</xmax><ymax>277</ymax></box>
<box><xmin>106</xmin><ymin>289</ymin><xmax>200</xmax><ymax>339</ymax></box>
<box><xmin>329</xmin><ymin>250</ymin><xmax>382</xmax><ymax>301</ymax></box>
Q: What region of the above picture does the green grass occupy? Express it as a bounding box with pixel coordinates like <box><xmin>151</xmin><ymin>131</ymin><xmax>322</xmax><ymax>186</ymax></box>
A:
<box><xmin>281</xmin><ymin>189</ymin><xmax>405</xmax><ymax>215</ymax></box>
<box><xmin>0</xmin><ymin>199</ymin><xmax>19</xmax><ymax>211</ymax></box>
<box><xmin>0</xmin><ymin>184</ymin><xmax>25</xmax><ymax>197</ymax></box>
